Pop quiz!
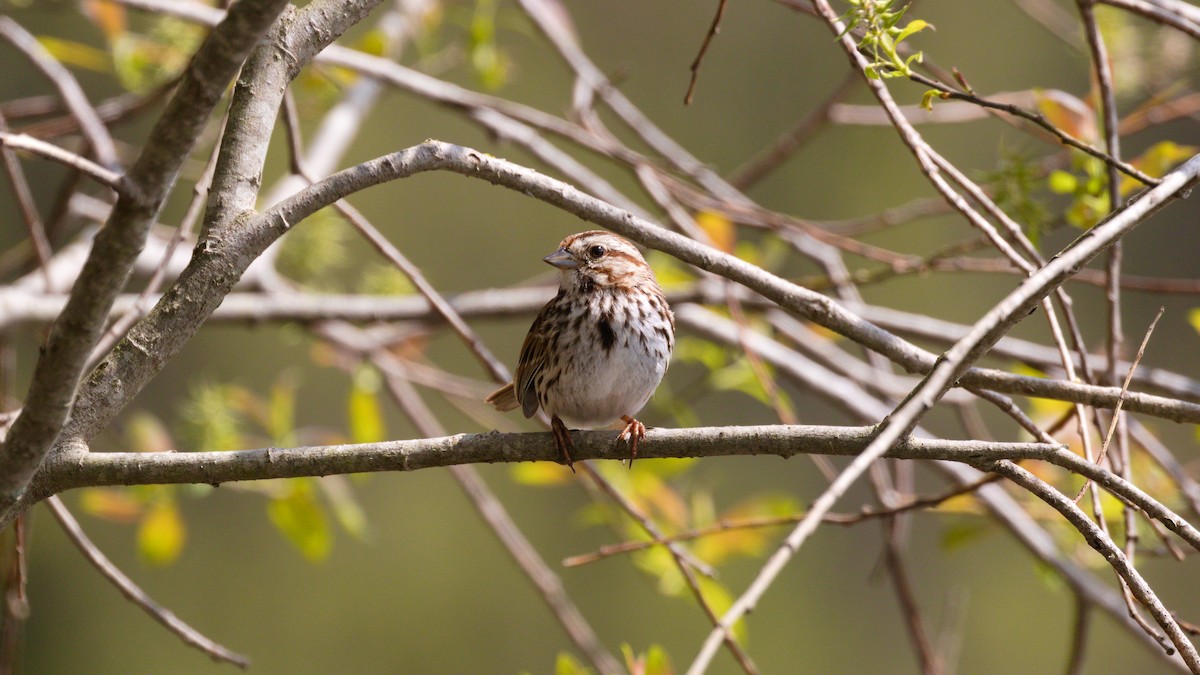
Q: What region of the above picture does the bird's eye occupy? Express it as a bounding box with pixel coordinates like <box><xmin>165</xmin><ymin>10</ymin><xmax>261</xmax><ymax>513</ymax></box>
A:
<box><xmin>587</xmin><ymin>244</ymin><xmax>607</xmax><ymax>259</ymax></box>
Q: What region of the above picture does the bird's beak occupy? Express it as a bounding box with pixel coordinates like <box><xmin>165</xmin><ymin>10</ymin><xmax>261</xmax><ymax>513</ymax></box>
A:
<box><xmin>543</xmin><ymin>248</ymin><xmax>578</xmax><ymax>269</ymax></box>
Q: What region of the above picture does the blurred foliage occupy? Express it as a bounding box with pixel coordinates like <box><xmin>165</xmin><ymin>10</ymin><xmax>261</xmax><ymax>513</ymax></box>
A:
<box><xmin>981</xmin><ymin>148</ymin><xmax>1051</xmax><ymax>245</ymax></box>
<box><xmin>86</xmin><ymin>372</ymin><xmax>376</xmax><ymax>563</ymax></box>
<box><xmin>1049</xmin><ymin>140</ymin><xmax>1195</xmax><ymax>228</ymax></box>
<box><xmin>76</xmin><ymin>0</ymin><xmax>205</xmax><ymax>92</ymax></box>
<box><xmin>357</xmin><ymin>263</ymin><xmax>417</xmax><ymax>295</ymax></box>
<box><xmin>276</xmin><ymin>208</ymin><xmax>351</xmax><ymax>290</ymax></box>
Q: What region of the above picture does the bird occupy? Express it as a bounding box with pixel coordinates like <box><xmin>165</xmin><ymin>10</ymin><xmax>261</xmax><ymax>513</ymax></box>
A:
<box><xmin>485</xmin><ymin>230</ymin><xmax>675</xmax><ymax>470</ymax></box>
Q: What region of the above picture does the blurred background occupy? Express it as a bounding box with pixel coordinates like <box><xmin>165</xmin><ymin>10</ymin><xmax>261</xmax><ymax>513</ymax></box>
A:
<box><xmin>1</xmin><ymin>0</ymin><xmax>1200</xmax><ymax>672</ymax></box>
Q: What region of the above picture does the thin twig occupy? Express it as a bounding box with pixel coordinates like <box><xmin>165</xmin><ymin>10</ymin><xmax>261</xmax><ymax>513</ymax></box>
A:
<box><xmin>0</xmin><ymin>113</ymin><xmax>52</xmax><ymax>281</ymax></box>
<box><xmin>0</xmin><ymin>132</ymin><xmax>124</xmax><ymax>189</ymax></box>
<box><xmin>684</xmin><ymin>0</ymin><xmax>730</xmax><ymax>105</ymax></box>
<box><xmin>563</xmin><ymin>474</ymin><xmax>1000</xmax><ymax>568</ymax></box>
<box><xmin>1075</xmin><ymin>307</ymin><xmax>1164</xmax><ymax>500</ymax></box>
<box><xmin>0</xmin><ymin>17</ymin><xmax>120</xmax><ymax>169</ymax></box>
<box><xmin>1064</xmin><ymin>594</ymin><xmax>1092</xmax><ymax>675</ymax></box>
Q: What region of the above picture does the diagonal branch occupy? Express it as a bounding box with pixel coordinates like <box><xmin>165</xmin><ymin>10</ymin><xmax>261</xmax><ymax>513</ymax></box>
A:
<box><xmin>46</xmin><ymin>496</ymin><xmax>249</xmax><ymax>667</ymax></box>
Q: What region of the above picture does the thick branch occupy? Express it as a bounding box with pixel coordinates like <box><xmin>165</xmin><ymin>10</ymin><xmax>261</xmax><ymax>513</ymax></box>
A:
<box><xmin>0</xmin><ymin>0</ymin><xmax>289</xmax><ymax>512</ymax></box>
<box><xmin>27</xmin><ymin>426</ymin><xmax>1062</xmax><ymax>499</ymax></box>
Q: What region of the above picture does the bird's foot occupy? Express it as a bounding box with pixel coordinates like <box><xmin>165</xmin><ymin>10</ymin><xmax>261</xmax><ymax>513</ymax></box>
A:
<box><xmin>551</xmin><ymin>415</ymin><xmax>576</xmax><ymax>473</ymax></box>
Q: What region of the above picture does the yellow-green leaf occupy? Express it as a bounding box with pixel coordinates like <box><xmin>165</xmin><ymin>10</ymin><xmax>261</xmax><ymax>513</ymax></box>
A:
<box><xmin>554</xmin><ymin>651</ymin><xmax>593</xmax><ymax>675</ymax></box>
<box><xmin>37</xmin><ymin>37</ymin><xmax>112</xmax><ymax>72</ymax></box>
<box><xmin>348</xmin><ymin>368</ymin><xmax>386</xmax><ymax>444</ymax></box>
<box><xmin>1122</xmin><ymin>140</ymin><xmax>1197</xmax><ymax>196</ymax></box>
<box><xmin>694</xmin><ymin>210</ymin><xmax>735</xmax><ymax>253</ymax></box>
<box><xmin>511</xmin><ymin>462</ymin><xmax>574</xmax><ymax>486</ymax></box>
<box><xmin>1047</xmin><ymin>170</ymin><xmax>1078</xmax><ymax>194</ymax></box>
<box><xmin>895</xmin><ymin>19</ymin><xmax>931</xmax><ymax>43</ymax></box>
<box><xmin>138</xmin><ymin>502</ymin><xmax>185</xmax><ymax>566</ymax></box>
<box><xmin>268</xmin><ymin>482</ymin><xmax>332</xmax><ymax>562</ymax></box>
<box><xmin>269</xmin><ymin>379</ymin><xmax>297</xmax><ymax>446</ymax></box>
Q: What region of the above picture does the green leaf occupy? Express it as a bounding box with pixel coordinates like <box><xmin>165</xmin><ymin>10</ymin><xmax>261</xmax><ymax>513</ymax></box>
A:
<box><xmin>138</xmin><ymin>502</ymin><xmax>186</xmax><ymax>566</ymax></box>
<box><xmin>348</xmin><ymin>368</ymin><xmax>386</xmax><ymax>444</ymax></box>
<box><xmin>1188</xmin><ymin>308</ymin><xmax>1200</xmax><ymax>337</ymax></box>
<box><xmin>269</xmin><ymin>481</ymin><xmax>332</xmax><ymax>562</ymax></box>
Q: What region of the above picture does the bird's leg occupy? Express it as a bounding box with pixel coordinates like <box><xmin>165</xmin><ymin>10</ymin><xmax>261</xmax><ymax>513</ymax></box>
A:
<box><xmin>551</xmin><ymin>415</ymin><xmax>576</xmax><ymax>472</ymax></box>
<box><xmin>617</xmin><ymin>415</ymin><xmax>647</xmax><ymax>467</ymax></box>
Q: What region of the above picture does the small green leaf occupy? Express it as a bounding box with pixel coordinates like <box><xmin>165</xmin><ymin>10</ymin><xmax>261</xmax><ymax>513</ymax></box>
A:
<box><xmin>1187</xmin><ymin>308</ymin><xmax>1200</xmax><ymax>336</ymax></box>
<box><xmin>138</xmin><ymin>502</ymin><xmax>185</xmax><ymax>566</ymax></box>
<box><xmin>269</xmin><ymin>481</ymin><xmax>332</xmax><ymax>562</ymax></box>
<box><xmin>920</xmin><ymin>89</ymin><xmax>939</xmax><ymax>111</ymax></box>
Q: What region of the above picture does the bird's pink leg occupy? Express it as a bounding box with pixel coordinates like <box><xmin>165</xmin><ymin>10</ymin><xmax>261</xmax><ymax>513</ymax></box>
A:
<box><xmin>618</xmin><ymin>415</ymin><xmax>647</xmax><ymax>466</ymax></box>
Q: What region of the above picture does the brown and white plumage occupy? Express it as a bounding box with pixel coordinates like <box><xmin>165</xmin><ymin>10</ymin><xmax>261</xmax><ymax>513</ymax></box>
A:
<box><xmin>486</xmin><ymin>231</ymin><xmax>674</xmax><ymax>468</ymax></box>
